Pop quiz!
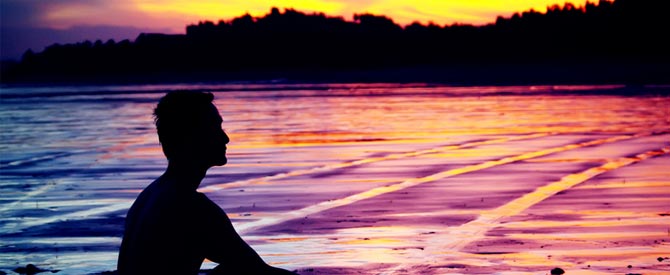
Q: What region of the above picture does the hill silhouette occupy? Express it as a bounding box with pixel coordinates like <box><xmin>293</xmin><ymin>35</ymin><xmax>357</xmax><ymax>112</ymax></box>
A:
<box><xmin>2</xmin><ymin>0</ymin><xmax>669</xmax><ymax>85</ymax></box>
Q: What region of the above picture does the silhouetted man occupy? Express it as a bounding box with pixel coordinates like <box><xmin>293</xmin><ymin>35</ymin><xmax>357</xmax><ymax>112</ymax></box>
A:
<box><xmin>118</xmin><ymin>91</ymin><xmax>297</xmax><ymax>275</ymax></box>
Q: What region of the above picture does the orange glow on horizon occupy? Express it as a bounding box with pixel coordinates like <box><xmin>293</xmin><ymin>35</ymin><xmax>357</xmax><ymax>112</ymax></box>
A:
<box><xmin>39</xmin><ymin>0</ymin><xmax>599</xmax><ymax>32</ymax></box>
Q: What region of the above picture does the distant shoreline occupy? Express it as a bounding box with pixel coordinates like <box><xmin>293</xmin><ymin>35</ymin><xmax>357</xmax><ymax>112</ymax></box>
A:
<box><xmin>2</xmin><ymin>62</ymin><xmax>669</xmax><ymax>88</ymax></box>
<box><xmin>1</xmin><ymin>77</ymin><xmax>669</xmax><ymax>100</ymax></box>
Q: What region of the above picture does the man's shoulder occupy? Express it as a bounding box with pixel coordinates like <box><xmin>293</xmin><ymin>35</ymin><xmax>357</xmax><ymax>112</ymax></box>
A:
<box><xmin>193</xmin><ymin>192</ymin><xmax>221</xmax><ymax>210</ymax></box>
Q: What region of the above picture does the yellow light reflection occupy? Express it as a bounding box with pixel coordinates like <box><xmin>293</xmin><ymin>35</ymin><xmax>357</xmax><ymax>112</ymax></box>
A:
<box><xmin>497</xmin><ymin>252</ymin><xmax>572</xmax><ymax>267</ymax></box>
<box><xmin>575</xmin><ymin>181</ymin><xmax>670</xmax><ymax>189</ymax></box>
<box><xmin>266</xmin><ymin>237</ymin><xmax>309</xmax><ymax>243</ymax></box>
<box><xmin>334</xmin><ymin>238</ymin><xmax>402</xmax><ymax>245</ymax></box>
<box><xmin>509</xmin><ymin>232</ymin><xmax>664</xmax><ymax>240</ymax></box>
<box><xmin>558</xmin><ymin>209</ymin><xmax>669</xmax><ymax>218</ymax></box>
<box><xmin>502</xmin><ymin>218</ymin><xmax>666</xmax><ymax>229</ymax></box>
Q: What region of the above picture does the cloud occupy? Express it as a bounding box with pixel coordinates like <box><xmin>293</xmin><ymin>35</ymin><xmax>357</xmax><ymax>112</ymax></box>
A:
<box><xmin>0</xmin><ymin>0</ymin><xmax>187</xmax><ymax>60</ymax></box>
<box><xmin>0</xmin><ymin>25</ymin><xmax>172</xmax><ymax>60</ymax></box>
<box><xmin>1</xmin><ymin>0</ymin><xmax>44</xmax><ymax>28</ymax></box>
<box><xmin>1</xmin><ymin>0</ymin><xmax>180</xmax><ymax>30</ymax></box>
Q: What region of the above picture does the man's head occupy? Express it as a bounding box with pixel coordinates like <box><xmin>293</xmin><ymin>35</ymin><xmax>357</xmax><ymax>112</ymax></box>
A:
<box><xmin>154</xmin><ymin>91</ymin><xmax>229</xmax><ymax>167</ymax></box>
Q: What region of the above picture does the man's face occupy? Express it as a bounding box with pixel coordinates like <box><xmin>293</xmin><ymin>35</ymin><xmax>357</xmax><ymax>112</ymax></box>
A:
<box><xmin>194</xmin><ymin>103</ymin><xmax>230</xmax><ymax>167</ymax></box>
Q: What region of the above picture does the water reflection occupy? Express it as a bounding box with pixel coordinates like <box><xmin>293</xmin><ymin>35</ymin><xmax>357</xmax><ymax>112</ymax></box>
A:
<box><xmin>0</xmin><ymin>84</ymin><xmax>668</xmax><ymax>274</ymax></box>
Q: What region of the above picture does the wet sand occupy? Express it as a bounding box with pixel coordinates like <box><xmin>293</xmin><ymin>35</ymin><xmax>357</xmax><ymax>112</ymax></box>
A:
<box><xmin>1</xmin><ymin>84</ymin><xmax>669</xmax><ymax>274</ymax></box>
<box><xmin>233</xmin><ymin>134</ymin><xmax>670</xmax><ymax>275</ymax></box>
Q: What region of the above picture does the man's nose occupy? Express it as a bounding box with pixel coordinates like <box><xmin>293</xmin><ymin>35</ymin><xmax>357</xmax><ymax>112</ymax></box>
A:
<box><xmin>223</xmin><ymin>131</ymin><xmax>230</xmax><ymax>144</ymax></box>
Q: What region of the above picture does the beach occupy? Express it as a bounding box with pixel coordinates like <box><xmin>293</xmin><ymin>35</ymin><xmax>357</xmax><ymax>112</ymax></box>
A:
<box><xmin>1</xmin><ymin>83</ymin><xmax>669</xmax><ymax>274</ymax></box>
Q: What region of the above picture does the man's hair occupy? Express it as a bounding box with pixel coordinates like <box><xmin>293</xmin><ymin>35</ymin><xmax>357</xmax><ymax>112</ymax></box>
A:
<box><xmin>153</xmin><ymin>91</ymin><xmax>215</xmax><ymax>159</ymax></box>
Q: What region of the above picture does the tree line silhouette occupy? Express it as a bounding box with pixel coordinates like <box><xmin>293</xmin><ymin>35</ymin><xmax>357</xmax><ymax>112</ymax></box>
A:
<box><xmin>2</xmin><ymin>0</ymin><xmax>669</xmax><ymax>84</ymax></box>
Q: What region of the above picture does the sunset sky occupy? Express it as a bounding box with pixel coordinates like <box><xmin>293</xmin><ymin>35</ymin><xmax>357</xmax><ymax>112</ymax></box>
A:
<box><xmin>1</xmin><ymin>0</ymin><xmax>594</xmax><ymax>60</ymax></box>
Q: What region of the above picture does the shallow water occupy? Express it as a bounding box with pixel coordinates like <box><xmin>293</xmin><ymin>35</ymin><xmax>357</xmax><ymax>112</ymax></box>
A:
<box><xmin>0</xmin><ymin>83</ymin><xmax>669</xmax><ymax>274</ymax></box>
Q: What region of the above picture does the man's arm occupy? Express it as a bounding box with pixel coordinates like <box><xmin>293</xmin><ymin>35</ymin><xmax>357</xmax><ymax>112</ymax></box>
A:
<box><xmin>198</xmin><ymin>194</ymin><xmax>297</xmax><ymax>274</ymax></box>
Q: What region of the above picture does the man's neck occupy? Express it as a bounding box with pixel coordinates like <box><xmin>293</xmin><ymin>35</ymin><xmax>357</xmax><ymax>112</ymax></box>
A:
<box><xmin>163</xmin><ymin>160</ymin><xmax>208</xmax><ymax>191</ymax></box>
